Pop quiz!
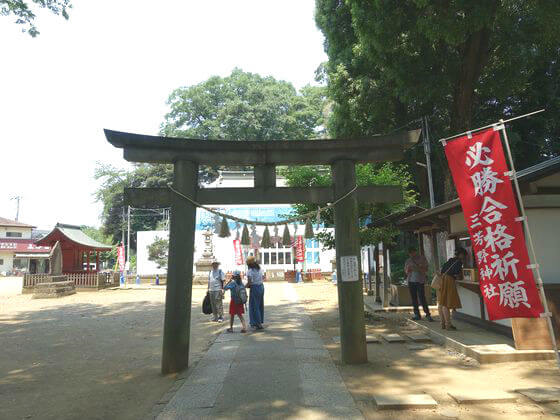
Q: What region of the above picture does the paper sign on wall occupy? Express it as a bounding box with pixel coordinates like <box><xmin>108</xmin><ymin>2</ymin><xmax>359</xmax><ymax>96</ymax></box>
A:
<box><xmin>340</xmin><ymin>255</ymin><xmax>359</xmax><ymax>282</ymax></box>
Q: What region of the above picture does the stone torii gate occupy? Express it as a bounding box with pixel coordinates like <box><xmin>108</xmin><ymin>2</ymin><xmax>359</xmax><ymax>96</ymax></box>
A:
<box><xmin>104</xmin><ymin>129</ymin><xmax>420</xmax><ymax>374</ymax></box>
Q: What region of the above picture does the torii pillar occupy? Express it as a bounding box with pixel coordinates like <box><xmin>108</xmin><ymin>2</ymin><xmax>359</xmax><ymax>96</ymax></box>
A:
<box><xmin>104</xmin><ymin>128</ymin><xmax>420</xmax><ymax>373</ymax></box>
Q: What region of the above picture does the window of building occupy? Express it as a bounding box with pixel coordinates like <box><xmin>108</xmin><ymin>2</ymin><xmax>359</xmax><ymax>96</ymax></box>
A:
<box><xmin>285</xmin><ymin>252</ymin><xmax>291</xmax><ymax>264</ymax></box>
<box><xmin>6</xmin><ymin>232</ymin><xmax>22</xmax><ymax>238</ymax></box>
<box><xmin>13</xmin><ymin>258</ymin><xmax>27</xmax><ymax>269</ymax></box>
<box><xmin>0</xmin><ymin>259</ymin><xmax>4</xmax><ymax>265</ymax></box>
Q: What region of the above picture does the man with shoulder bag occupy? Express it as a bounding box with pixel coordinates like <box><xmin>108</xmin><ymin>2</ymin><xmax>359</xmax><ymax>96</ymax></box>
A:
<box><xmin>405</xmin><ymin>247</ymin><xmax>433</xmax><ymax>322</ymax></box>
<box><xmin>208</xmin><ymin>260</ymin><xmax>225</xmax><ymax>322</ymax></box>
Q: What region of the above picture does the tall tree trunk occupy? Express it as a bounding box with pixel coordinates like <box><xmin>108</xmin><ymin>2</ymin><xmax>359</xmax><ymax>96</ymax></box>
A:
<box><xmin>444</xmin><ymin>26</ymin><xmax>494</xmax><ymax>201</ymax></box>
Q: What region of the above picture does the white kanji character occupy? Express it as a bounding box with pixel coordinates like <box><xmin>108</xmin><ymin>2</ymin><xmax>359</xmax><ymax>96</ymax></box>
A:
<box><xmin>470</xmin><ymin>213</ymin><xmax>481</xmax><ymax>229</ymax></box>
<box><xmin>484</xmin><ymin>224</ymin><xmax>515</xmax><ymax>253</ymax></box>
<box><xmin>473</xmin><ymin>230</ymin><xmax>484</xmax><ymax>246</ymax></box>
<box><xmin>477</xmin><ymin>249</ymin><xmax>489</xmax><ymax>264</ymax></box>
<box><xmin>471</xmin><ymin>167</ymin><xmax>504</xmax><ymax>196</ymax></box>
<box><xmin>480</xmin><ymin>265</ymin><xmax>493</xmax><ymax>281</ymax></box>
<box><xmin>491</xmin><ymin>251</ymin><xmax>520</xmax><ymax>281</ymax></box>
<box><xmin>465</xmin><ymin>142</ymin><xmax>494</xmax><ymax>169</ymax></box>
<box><xmin>499</xmin><ymin>281</ymin><xmax>530</xmax><ymax>308</ymax></box>
<box><xmin>483</xmin><ymin>283</ymin><xmax>499</xmax><ymax>300</ymax></box>
<box><xmin>479</xmin><ymin>197</ymin><xmax>507</xmax><ymax>225</ymax></box>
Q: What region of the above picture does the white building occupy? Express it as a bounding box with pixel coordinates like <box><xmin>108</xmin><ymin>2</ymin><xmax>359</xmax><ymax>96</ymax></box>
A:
<box><xmin>0</xmin><ymin>217</ymin><xmax>50</xmax><ymax>275</ymax></box>
<box><xmin>136</xmin><ymin>171</ymin><xmax>336</xmax><ymax>275</ymax></box>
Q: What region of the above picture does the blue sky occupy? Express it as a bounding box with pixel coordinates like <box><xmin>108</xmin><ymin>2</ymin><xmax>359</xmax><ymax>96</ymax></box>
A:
<box><xmin>0</xmin><ymin>0</ymin><xmax>327</xmax><ymax>230</ymax></box>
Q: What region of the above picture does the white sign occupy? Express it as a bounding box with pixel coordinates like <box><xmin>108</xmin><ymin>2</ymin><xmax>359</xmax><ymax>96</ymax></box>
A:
<box><xmin>340</xmin><ymin>255</ymin><xmax>359</xmax><ymax>282</ymax></box>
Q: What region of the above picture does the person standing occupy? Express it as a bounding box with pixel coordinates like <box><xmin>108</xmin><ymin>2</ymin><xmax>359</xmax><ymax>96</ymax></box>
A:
<box><xmin>208</xmin><ymin>260</ymin><xmax>225</xmax><ymax>322</ymax></box>
<box><xmin>246</xmin><ymin>256</ymin><xmax>265</xmax><ymax>330</ymax></box>
<box><xmin>439</xmin><ymin>247</ymin><xmax>467</xmax><ymax>330</ymax></box>
<box><xmin>404</xmin><ymin>247</ymin><xmax>433</xmax><ymax>321</ymax></box>
<box><xmin>224</xmin><ymin>270</ymin><xmax>248</xmax><ymax>333</ymax></box>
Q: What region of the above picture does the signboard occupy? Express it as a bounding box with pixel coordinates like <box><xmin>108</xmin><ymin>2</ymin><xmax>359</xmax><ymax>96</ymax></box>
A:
<box><xmin>340</xmin><ymin>255</ymin><xmax>359</xmax><ymax>282</ymax></box>
<box><xmin>233</xmin><ymin>239</ymin><xmax>243</xmax><ymax>265</ymax></box>
<box><xmin>444</xmin><ymin>128</ymin><xmax>543</xmax><ymax>320</ymax></box>
<box><xmin>117</xmin><ymin>244</ymin><xmax>125</xmax><ymax>272</ymax></box>
<box><xmin>295</xmin><ymin>235</ymin><xmax>305</xmax><ymax>263</ymax></box>
<box><xmin>0</xmin><ymin>239</ymin><xmax>50</xmax><ymax>253</ymax></box>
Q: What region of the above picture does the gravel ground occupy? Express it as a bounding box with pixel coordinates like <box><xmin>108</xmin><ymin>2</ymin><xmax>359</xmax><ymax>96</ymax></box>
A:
<box><xmin>0</xmin><ymin>285</ymin><xmax>221</xmax><ymax>420</ymax></box>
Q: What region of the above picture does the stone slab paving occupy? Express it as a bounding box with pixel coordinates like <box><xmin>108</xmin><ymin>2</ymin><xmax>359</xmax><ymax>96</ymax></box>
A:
<box><xmin>448</xmin><ymin>390</ymin><xmax>517</xmax><ymax>404</ymax></box>
<box><xmin>156</xmin><ymin>282</ymin><xmax>363</xmax><ymax>419</ymax></box>
<box><xmin>405</xmin><ymin>333</ymin><xmax>432</xmax><ymax>342</ymax></box>
<box><xmin>366</xmin><ymin>334</ymin><xmax>381</xmax><ymax>343</ymax></box>
<box><xmin>373</xmin><ymin>394</ymin><xmax>438</xmax><ymax>410</ymax></box>
<box><xmin>381</xmin><ymin>333</ymin><xmax>406</xmax><ymax>343</ymax></box>
<box><xmin>516</xmin><ymin>387</ymin><xmax>560</xmax><ymax>402</ymax></box>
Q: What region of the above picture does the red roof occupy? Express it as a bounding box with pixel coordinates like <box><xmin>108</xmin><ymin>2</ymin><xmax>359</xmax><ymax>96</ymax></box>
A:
<box><xmin>0</xmin><ymin>238</ymin><xmax>50</xmax><ymax>254</ymax></box>
<box><xmin>0</xmin><ymin>217</ymin><xmax>35</xmax><ymax>228</ymax></box>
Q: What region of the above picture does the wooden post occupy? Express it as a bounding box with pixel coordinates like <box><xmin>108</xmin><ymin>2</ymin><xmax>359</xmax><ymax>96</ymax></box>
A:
<box><xmin>96</xmin><ymin>251</ymin><xmax>100</xmax><ymax>272</ymax></box>
<box><xmin>374</xmin><ymin>245</ymin><xmax>381</xmax><ymax>302</ymax></box>
<box><xmin>382</xmin><ymin>244</ymin><xmax>390</xmax><ymax>307</ymax></box>
<box><xmin>161</xmin><ymin>160</ymin><xmax>198</xmax><ymax>374</ymax></box>
<box><xmin>331</xmin><ymin>159</ymin><xmax>367</xmax><ymax>364</ymax></box>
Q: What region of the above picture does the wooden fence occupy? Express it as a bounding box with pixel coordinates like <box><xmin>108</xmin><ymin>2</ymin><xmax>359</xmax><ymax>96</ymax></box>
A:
<box><xmin>23</xmin><ymin>272</ymin><xmax>120</xmax><ymax>290</ymax></box>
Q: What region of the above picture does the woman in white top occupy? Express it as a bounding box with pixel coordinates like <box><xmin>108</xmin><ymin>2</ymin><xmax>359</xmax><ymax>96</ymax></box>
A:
<box><xmin>246</xmin><ymin>255</ymin><xmax>265</xmax><ymax>329</ymax></box>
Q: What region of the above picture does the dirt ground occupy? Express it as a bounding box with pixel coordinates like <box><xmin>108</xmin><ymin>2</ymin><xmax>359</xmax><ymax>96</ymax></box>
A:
<box><xmin>294</xmin><ymin>281</ymin><xmax>560</xmax><ymax>420</ymax></box>
<box><xmin>0</xmin><ymin>285</ymin><xmax>221</xmax><ymax>420</ymax></box>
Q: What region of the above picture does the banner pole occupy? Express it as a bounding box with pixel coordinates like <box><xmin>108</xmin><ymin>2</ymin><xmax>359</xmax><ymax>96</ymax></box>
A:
<box><xmin>439</xmin><ymin>109</ymin><xmax>545</xmax><ymax>144</ymax></box>
<box><xmin>499</xmin><ymin>120</ymin><xmax>560</xmax><ymax>368</ymax></box>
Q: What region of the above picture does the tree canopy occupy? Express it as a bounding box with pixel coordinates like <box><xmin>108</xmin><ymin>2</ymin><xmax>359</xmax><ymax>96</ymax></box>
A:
<box><xmin>96</xmin><ymin>69</ymin><xmax>327</xmax><ymax>248</ymax></box>
<box><xmin>282</xmin><ymin>163</ymin><xmax>417</xmax><ymax>248</ymax></box>
<box><xmin>161</xmin><ymin>68</ymin><xmax>326</xmax><ymax>141</ymax></box>
<box><xmin>315</xmin><ymin>0</ymin><xmax>560</xmax><ymax>201</ymax></box>
<box><xmin>2</xmin><ymin>0</ymin><xmax>71</xmax><ymax>36</ymax></box>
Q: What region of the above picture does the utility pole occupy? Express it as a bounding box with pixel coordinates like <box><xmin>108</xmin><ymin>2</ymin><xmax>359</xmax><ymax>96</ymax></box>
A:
<box><xmin>11</xmin><ymin>196</ymin><xmax>21</xmax><ymax>221</ymax></box>
<box><xmin>121</xmin><ymin>207</ymin><xmax>126</xmax><ymax>250</ymax></box>
<box><xmin>423</xmin><ymin>116</ymin><xmax>436</xmax><ymax>208</ymax></box>
<box><xmin>127</xmin><ymin>205</ymin><xmax>131</xmax><ymax>271</ymax></box>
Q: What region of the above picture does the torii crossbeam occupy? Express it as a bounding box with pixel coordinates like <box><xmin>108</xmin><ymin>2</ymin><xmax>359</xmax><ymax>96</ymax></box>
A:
<box><xmin>105</xmin><ymin>129</ymin><xmax>421</xmax><ymax>374</ymax></box>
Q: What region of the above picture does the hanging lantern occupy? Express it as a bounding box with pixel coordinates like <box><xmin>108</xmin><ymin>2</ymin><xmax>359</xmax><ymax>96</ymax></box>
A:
<box><xmin>282</xmin><ymin>224</ymin><xmax>292</xmax><ymax>246</ymax></box>
<box><xmin>261</xmin><ymin>226</ymin><xmax>272</xmax><ymax>248</ymax></box>
<box><xmin>218</xmin><ymin>217</ymin><xmax>231</xmax><ymax>238</ymax></box>
<box><xmin>241</xmin><ymin>224</ymin><xmax>251</xmax><ymax>246</ymax></box>
<box><xmin>304</xmin><ymin>218</ymin><xmax>314</xmax><ymax>238</ymax></box>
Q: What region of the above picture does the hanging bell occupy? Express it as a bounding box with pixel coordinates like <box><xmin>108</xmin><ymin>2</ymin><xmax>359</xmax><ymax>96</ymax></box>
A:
<box><xmin>218</xmin><ymin>217</ymin><xmax>231</xmax><ymax>238</ymax></box>
<box><xmin>304</xmin><ymin>218</ymin><xmax>314</xmax><ymax>238</ymax></box>
<box><xmin>241</xmin><ymin>224</ymin><xmax>251</xmax><ymax>246</ymax></box>
<box><xmin>261</xmin><ymin>226</ymin><xmax>272</xmax><ymax>248</ymax></box>
<box><xmin>282</xmin><ymin>224</ymin><xmax>292</xmax><ymax>246</ymax></box>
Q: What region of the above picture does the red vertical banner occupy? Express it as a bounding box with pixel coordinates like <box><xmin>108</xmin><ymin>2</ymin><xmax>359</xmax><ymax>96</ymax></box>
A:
<box><xmin>295</xmin><ymin>235</ymin><xmax>305</xmax><ymax>263</ymax></box>
<box><xmin>444</xmin><ymin>128</ymin><xmax>543</xmax><ymax>319</ymax></box>
<box><xmin>233</xmin><ymin>239</ymin><xmax>244</xmax><ymax>265</ymax></box>
<box><xmin>117</xmin><ymin>244</ymin><xmax>125</xmax><ymax>272</ymax></box>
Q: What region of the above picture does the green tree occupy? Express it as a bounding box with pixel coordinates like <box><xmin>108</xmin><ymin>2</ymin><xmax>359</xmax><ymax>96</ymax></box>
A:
<box><xmin>281</xmin><ymin>163</ymin><xmax>417</xmax><ymax>248</ymax></box>
<box><xmin>147</xmin><ymin>236</ymin><xmax>169</xmax><ymax>270</ymax></box>
<box><xmin>94</xmin><ymin>163</ymin><xmax>172</xmax><ymax>246</ymax></box>
<box><xmin>315</xmin><ymin>0</ymin><xmax>560</xmax><ymax>200</ymax></box>
<box><xmin>96</xmin><ymin>69</ymin><xmax>327</xmax><ymax>244</ymax></box>
<box><xmin>161</xmin><ymin>68</ymin><xmax>326</xmax><ymax>141</ymax></box>
<box><xmin>2</xmin><ymin>0</ymin><xmax>71</xmax><ymax>36</ymax></box>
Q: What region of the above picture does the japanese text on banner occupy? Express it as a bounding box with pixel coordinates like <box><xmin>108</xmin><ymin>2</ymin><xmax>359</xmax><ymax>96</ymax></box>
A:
<box><xmin>444</xmin><ymin>128</ymin><xmax>543</xmax><ymax>320</ymax></box>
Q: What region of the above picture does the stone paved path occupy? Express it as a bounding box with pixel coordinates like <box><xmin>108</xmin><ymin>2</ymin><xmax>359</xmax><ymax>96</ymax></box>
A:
<box><xmin>157</xmin><ymin>283</ymin><xmax>363</xmax><ymax>419</ymax></box>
